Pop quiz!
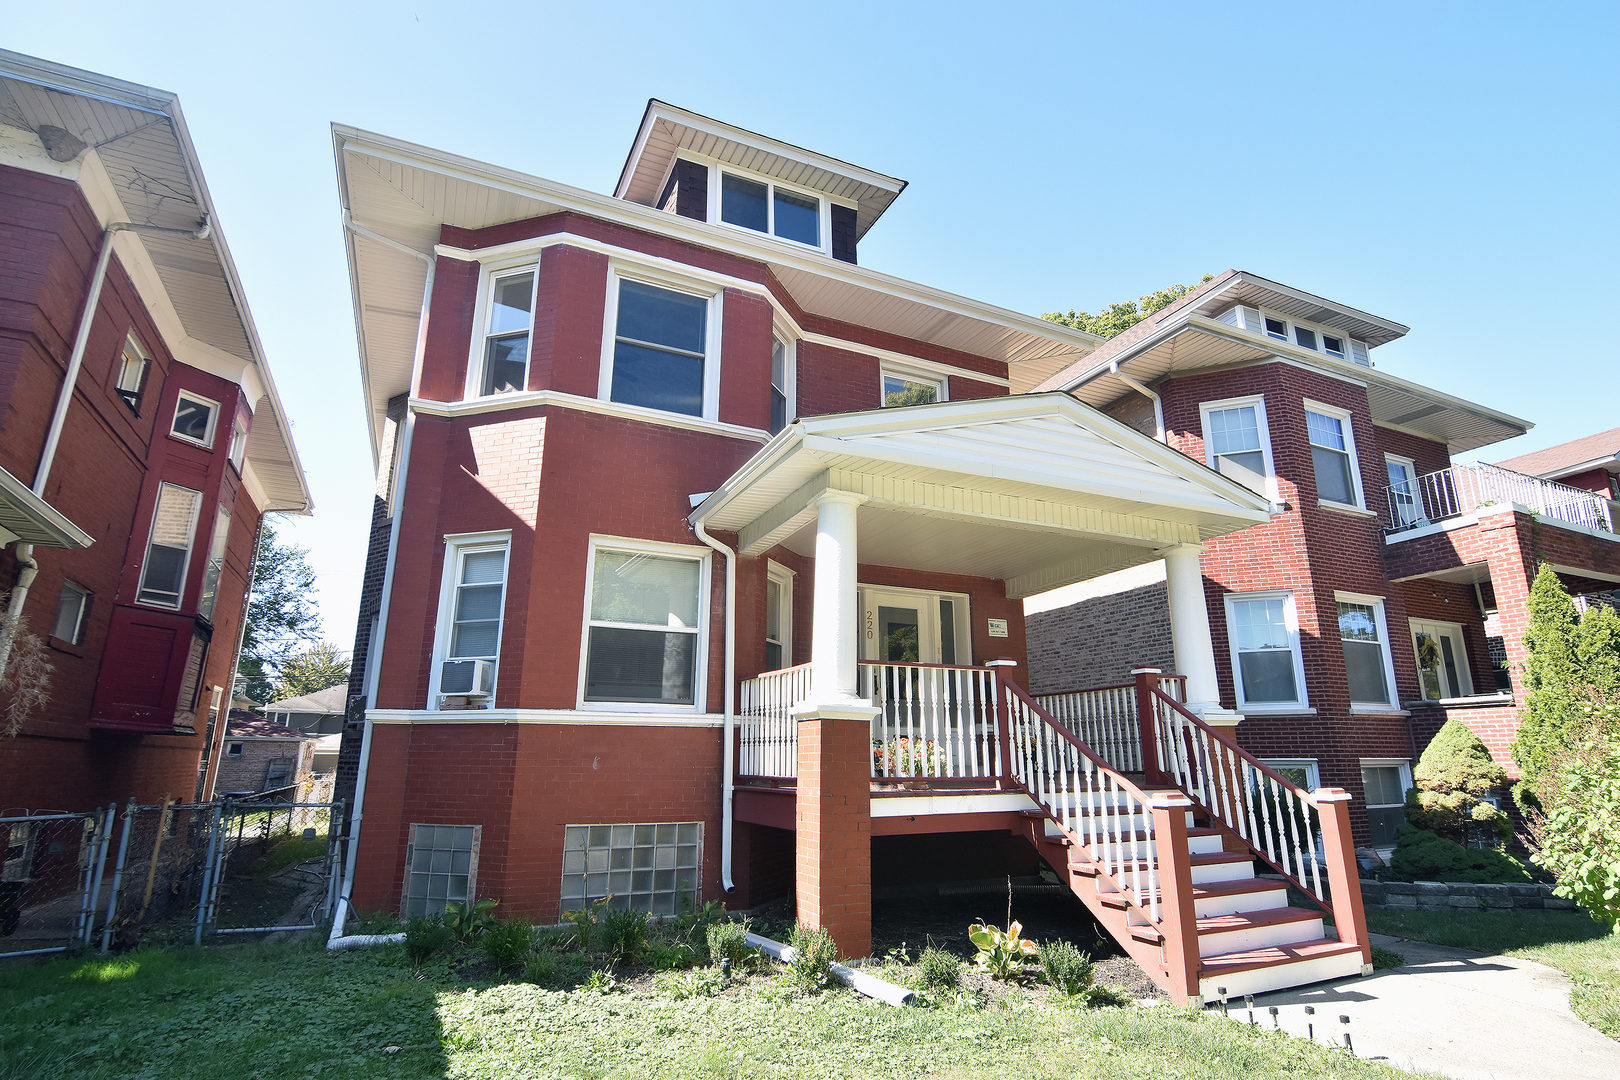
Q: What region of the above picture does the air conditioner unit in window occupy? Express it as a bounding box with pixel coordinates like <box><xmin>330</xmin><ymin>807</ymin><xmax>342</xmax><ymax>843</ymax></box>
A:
<box><xmin>440</xmin><ymin>659</ymin><xmax>495</xmax><ymax>699</ymax></box>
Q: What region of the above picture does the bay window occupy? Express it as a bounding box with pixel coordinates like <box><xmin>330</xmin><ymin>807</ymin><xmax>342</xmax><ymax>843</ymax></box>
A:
<box><xmin>1305</xmin><ymin>401</ymin><xmax>1363</xmax><ymax>507</ymax></box>
<box><xmin>138</xmin><ymin>483</ymin><xmax>203</xmax><ymax>608</ymax></box>
<box><xmin>584</xmin><ymin>541</ymin><xmax>708</xmax><ymax>707</ymax></box>
<box><xmin>604</xmin><ymin>275</ymin><xmax>717</xmax><ymax>418</ymax></box>
<box><xmin>1200</xmin><ymin>396</ymin><xmax>1273</xmax><ymax>496</ymax></box>
<box><xmin>197</xmin><ymin>506</ymin><xmax>232</xmax><ymax>621</ymax></box>
<box><xmin>432</xmin><ymin>533</ymin><xmax>510</xmax><ymax>705</ymax></box>
<box><xmin>477</xmin><ymin>267</ymin><xmax>537</xmax><ymax>396</ymax></box>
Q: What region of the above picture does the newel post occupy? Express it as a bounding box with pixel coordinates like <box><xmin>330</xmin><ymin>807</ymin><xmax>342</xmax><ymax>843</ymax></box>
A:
<box><xmin>1132</xmin><ymin>667</ymin><xmax>1165</xmax><ymax>785</ymax></box>
<box><xmin>1148</xmin><ymin>791</ymin><xmax>1203</xmax><ymax>1004</ymax></box>
<box><xmin>1313</xmin><ymin>787</ymin><xmax>1373</xmax><ymax>972</ymax></box>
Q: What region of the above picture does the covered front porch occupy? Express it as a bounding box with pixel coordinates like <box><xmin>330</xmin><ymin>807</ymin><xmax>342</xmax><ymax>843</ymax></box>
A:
<box><xmin>691</xmin><ymin>392</ymin><xmax>1276</xmax><ymax>960</ymax></box>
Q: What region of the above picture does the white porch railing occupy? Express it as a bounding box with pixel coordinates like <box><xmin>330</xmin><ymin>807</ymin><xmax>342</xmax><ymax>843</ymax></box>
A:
<box><xmin>1384</xmin><ymin>462</ymin><xmax>1615</xmax><ymax>534</ymax></box>
<box><xmin>863</xmin><ymin>663</ymin><xmax>1001</xmax><ymax>779</ymax></box>
<box><xmin>1034</xmin><ymin>677</ymin><xmax>1185</xmax><ymax>773</ymax></box>
<box><xmin>738</xmin><ymin>663</ymin><xmax>811</xmax><ymax>778</ymax></box>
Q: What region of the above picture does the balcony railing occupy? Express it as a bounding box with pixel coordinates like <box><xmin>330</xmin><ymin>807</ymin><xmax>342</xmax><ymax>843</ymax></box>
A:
<box><xmin>1383</xmin><ymin>462</ymin><xmax>1614</xmax><ymax>535</ymax></box>
<box><xmin>737</xmin><ymin>663</ymin><xmax>811</xmax><ymax>778</ymax></box>
<box><xmin>1033</xmin><ymin>676</ymin><xmax>1185</xmax><ymax>773</ymax></box>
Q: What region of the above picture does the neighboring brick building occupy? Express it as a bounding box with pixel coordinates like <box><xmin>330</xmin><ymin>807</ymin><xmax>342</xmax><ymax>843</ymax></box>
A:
<box><xmin>0</xmin><ymin>52</ymin><xmax>310</xmax><ymax>812</ymax></box>
<box><xmin>213</xmin><ymin>715</ymin><xmax>316</xmax><ymax>797</ymax></box>
<box><xmin>1027</xmin><ymin>271</ymin><xmax>1620</xmax><ymax>851</ymax></box>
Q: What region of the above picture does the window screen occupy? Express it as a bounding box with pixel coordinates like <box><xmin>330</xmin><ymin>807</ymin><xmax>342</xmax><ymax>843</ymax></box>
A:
<box><xmin>586</xmin><ymin>550</ymin><xmax>701</xmax><ymax>703</ymax></box>
<box><xmin>1338</xmin><ymin>601</ymin><xmax>1391</xmax><ymax>704</ymax></box>
<box><xmin>1230</xmin><ymin>596</ymin><xmax>1299</xmax><ymax>704</ymax></box>
<box><xmin>560</xmin><ymin>822</ymin><xmax>702</xmax><ymax>917</ymax></box>
<box><xmin>404</xmin><ymin>824</ymin><xmax>480</xmax><ymax>919</ymax></box>
<box><xmin>1307</xmin><ymin>410</ymin><xmax>1356</xmax><ymax>505</ymax></box>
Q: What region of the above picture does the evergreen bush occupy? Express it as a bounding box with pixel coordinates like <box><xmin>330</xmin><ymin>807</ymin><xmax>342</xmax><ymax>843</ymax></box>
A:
<box><xmin>1405</xmin><ymin>719</ymin><xmax>1511</xmax><ymax>845</ymax></box>
<box><xmin>1389</xmin><ymin>824</ymin><xmax>1530</xmax><ymax>883</ymax></box>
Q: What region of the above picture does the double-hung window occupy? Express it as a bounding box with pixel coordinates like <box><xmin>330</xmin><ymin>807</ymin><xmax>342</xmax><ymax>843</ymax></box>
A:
<box><xmin>477</xmin><ymin>268</ymin><xmax>537</xmax><ymax>396</ymax></box>
<box><xmin>1410</xmin><ymin>619</ymin><xmax>1473</xmax><ymax>701</ymax></box>
<box><xmin>719</xmin><ymin>172</ymin><xmax>822</xmax><ymax>248</ymax></box>
<box><xmin>1225</xmin><ymin>592</ymin><xmax>1307</xmax><ymax>709</ymax></box>
<box><xmin>881</xmin><ymin>370</ymin><xmax>943</xmax><ymax>408</ymax></box>
<box><xmin>52</xmin><ymin>582</ymin><xmax>90</xmax><ymax>645</ymax></box>
<box><xmin>606</xmin><ymin>276</ymin><xmax>715</xmax><ymax>418</ymax></box>
<box><xmin>1200</xmin><ymin>396</ymin><xmax>1273</xmax><ymax>496</ymax></box>
<box><xmin>433</xmin><ymin>534</ymin><xmax>510</xmax><ymax>705</ymax></box>
<box><xmin>1337</xmin><ymin>594</ymin><xmax>1397</xmax><ymax>708</ymax></box>
<box><xmin>1385</xmin><ymin>455</ymin><xmax>1421</xmax><ymax>527</ymax></box>
<box><xmin>1305</xmin><ymin>401</ymin><xmax>1362</xmax><ymax>507</ymax></box>
<box><xmin>765</xmin><ymin>562</ymin><xmax>794</xmax><ymax>671</ymax></box>
<box><xmin>116</xmin><ymin>333</ymin><xmax>148</xmax><ymax>414</ymax></box>
<box><xmin>770</xmin><ymin>338</ymin><xmax>789</xmax><ymax>435</ymax></box>
<box><xmin>584</xmin><ymin>542</ymin><xmax>707</xmax><ymax>707</ymax></box>
<box><xmin>228</xmin><ymin>417</ymin><xmax>249</xmax><ymax>473</ymax></box>
<box><xmin>197</xmin><ymin>506</ymin><xmax>232</xmax><ymax>621</ymax></box>
<box><xmin>171</xmin><ymin>391</ymin><xmax>219</xmax><ymax>448</ymax></box>
<box><xmin>138</xmin><ymin>482</ymin><xmax>203</xmax><ymax>608</ymax></box>
<box><xmin>1360</xmin><ymin>761</ymin><xmax>1412</xmax><ymax>848</ymax></box>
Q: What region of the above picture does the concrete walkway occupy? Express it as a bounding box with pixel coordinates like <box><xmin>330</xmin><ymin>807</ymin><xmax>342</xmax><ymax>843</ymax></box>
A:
<box><xmin>1223</xmin><ymin>933</ymin><xmax>1619</xmax><ymax>1080</ymax></box>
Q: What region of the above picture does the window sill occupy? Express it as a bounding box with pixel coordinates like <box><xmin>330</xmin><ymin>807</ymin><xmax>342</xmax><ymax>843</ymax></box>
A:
<box><xmin>46</xmin><ymin>635</ymin><xmax>85</xmax><ymax>657</ymax></box>
<box><xmin>1404</xmin><ymin>694</ymin><xmax>1516</xmax><ymax>710</ymax></box>
<box><xmin>1238</xmin><ymin>706</ymin><xmax>1317</xmax><ymax>716</ymax></box>
<box><xmin>1350</xmin><ymin>705</ymin><xmax>1410</xmax><ymax>717</ymax></box>
<box><xmin>1317</xmin><ymin>499</ymin><xmax>1378</xmax><ymax>518</ymax></box>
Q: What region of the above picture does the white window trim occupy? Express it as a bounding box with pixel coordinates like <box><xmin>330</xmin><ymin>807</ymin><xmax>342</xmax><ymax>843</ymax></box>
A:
<box><xmin>766</xmin><ymin>560</ymin><xmax>795</xmax><ymax>670</ymax></box>
<box><xmin>428</xmin><ymin>530</ymin><xmax>513</xmax><ymax>708</ymax></box>
<box><xmin>598</xmin><ymin>264</ymin><xmax>724</xmax><ymax>422</ymax></box>
<box><xmin>1303</xmin><ymin>398</ymin><xmax>1366</xmax><ymax>510</ymax></box>
<box><xmin>137</xmin><ymin>481</ymin><xmax>203</xmax><ymax>610</ymax></box>
<box><xmin>1359</xmin><ymin>758</ymin><xmax>1413</xmax><ymax>806</ymax></box>
<box><xmin>1408</xmin><ymin>617</ymin><xmax>1475</xmax><ymax>700</ymax></box>
<box><xmin>465</xmin><ymin>259</ymin><xmax>541</xmax><ymax>400</ymax></box>
<box><xmin>227</xmin><ymin>416</ymin><xmax>249</xmax><ymax>474</ymax></box>
<box><xmin>578</xmin><ymin>535</ymin><xmax>712</xmax><ymax>713</ymax></box>
<box><xmin>116</xmin><ymin>331</ymin><xmax>149</xmax><ymax>411</ymax></box>
<box><xmin>171</xmin><ymin>390</ymin><xmax>221</xmax><ymax>449</ymax></box>
<box><xmin>1199</xmin><ymin>394</ymin><xmax>1278</xmax><ymax>502</ymax></box>
<box><xmin>53</xmin><ymin>581</ymin><xmax>89</xmax><ymax>644</ymax></box>
<box><xmin>1261</xmin><ymin>757</ymin><xmax>1322</xmax><ymax>791</ymax></box>
<box><xmin>1383</xmin><ymin>453</ymin><xmax>1420</xmax><ymax>526</ymax></box>
<box><xmin>1335</xmin><ymin>591</ymin><xmax>1399</xmax><ymax>708</ymax></box>
<box><xmin>770</xmin><ymin>325</ymin><xmax>797</xmax><ymax>435</ymax></box>
<box><xmin>698</xmin><ymin>156</ymin><xmax>836</xmax><ymax>257</ymax></box>
<box><xmin>879</xmin><ymin>364</ymin><xmax>948</xmax><ymax>408</ymax></box>
<box><xmin>1224</xmin><ymin>590</ymin><xmax>1310</xmax><ymax>712</ymax></box>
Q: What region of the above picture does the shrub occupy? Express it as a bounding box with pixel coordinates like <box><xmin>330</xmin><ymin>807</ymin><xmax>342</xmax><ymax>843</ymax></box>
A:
<box><xmin>1405</xmin><ymin>720</ymin><xmax>1511</xmax><ymax>845</ymax></box>
<box><xmin>442</xmin><ymin>897</ymin><xmax>499</xmax><ymax>943</ymax></box>
<box><xmin>915</xmin><ymin>945</ymin><xmax>961</xmax><ymax>994</ymax></box>
<box><xmin>478</xmin><ymin>919</ymin><xmax>533</xmax><ymax>972</ymax></box>
<box><xmin>1038</xmin><ymin>940</ymin><xmax>1092</xmax><ymax>996</ymax></box>
<box><xmin>1390</xmin><ymin>824</ymin><xmax>1530</xmax><ymax>883</ymax></box>
<box><xmin>705</xmin><ymin>919</ymin><xmax>756</xmax><ymax>970</ymax></box>
<box><xmin>787</xmin><ymin>923</ymin><xmax>837</xmax><ymax>991</ymax></box>
<box><xmin>1527</xmin><ymin>731</ymin><xmax>1620</xmax><ymax>927</ymax></box>
<box><xmin>404</xmin><ymin>916</ymin><xmax>453</xmax><ymax>965</ymax></box>
<box><xmin>562</xmin><ymin>896</ymin><xmax>611</xmax><ymax>951</ymax></box>
<box><xmin>596</xmin><ymin>907</ymin><xmax>649</xmax><ymax>963</ymax></box>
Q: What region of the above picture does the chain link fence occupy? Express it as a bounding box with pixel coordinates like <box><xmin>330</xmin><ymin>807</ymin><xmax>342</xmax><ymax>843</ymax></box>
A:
<box><xmin>1</xmin><ymin>808</ymin><xmax>116</xmax><ymax>957</ymax></box>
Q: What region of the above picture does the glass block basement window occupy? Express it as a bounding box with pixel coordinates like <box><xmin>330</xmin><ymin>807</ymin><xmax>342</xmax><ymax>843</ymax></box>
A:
<box><xmin>403</xmin><ymin>823</ymin><xmax>480</xmax><ymax>918</ymax></box>
<box><xmin>560</xmin><ymin>822</ymin><xmax>702</xmax><ymax>916</ymax></box>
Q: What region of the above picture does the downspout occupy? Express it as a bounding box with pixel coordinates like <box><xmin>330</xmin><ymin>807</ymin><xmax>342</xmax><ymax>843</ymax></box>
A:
<box><xmin>691</xmin><ymin>518</ymin><xmax>737</xmax><ymax>894</ymax></box>
<box><xmin>0</xmin><ymin>216</ymin><xmax>211</xmax><ymax>679</ymax></box>
<box><xmin>201</xmin><ymin>515</ymin><xmax>266</xmax><ymax>801</ymax></box>
<box><xmin>330</xmin><ymin>211</ymin><xmax>435</xmax><ymax>943</ymax></box>
<box><xmin>1111</xmin><ymin>360</ymin><xmax>1165</xmax><ymax>443</ymax></box>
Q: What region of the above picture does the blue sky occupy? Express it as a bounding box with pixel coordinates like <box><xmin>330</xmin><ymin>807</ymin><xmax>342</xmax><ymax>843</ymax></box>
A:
<box><xmin>8</xmin><ymin>2</ymin><xmax>1617</xmax><ymax>648</ymax></box>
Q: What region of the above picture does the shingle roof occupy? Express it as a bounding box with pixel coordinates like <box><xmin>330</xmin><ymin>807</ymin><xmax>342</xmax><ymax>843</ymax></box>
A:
<box><xmin>225</xmin><ymin>717</ymin><xmax>316</xmax><ymax>740</ymax></box>
<box><xmin>1496</xmin><ymin>427</ymin><xmax>1620</xmax><ymax>479</ymax></box>
<box><xmin>260</xmin><ymin>685</ymin><xmax>348</xmax><ymax>714</ymax></box>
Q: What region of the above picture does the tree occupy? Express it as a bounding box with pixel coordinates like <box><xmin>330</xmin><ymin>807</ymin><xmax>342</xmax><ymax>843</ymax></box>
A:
<box><xmin>238</xmin><ymin>525</ymin><xmax>322</xmax><ymax>703</ymax></box>
<box><xmin>1526</xmin><ymin>699</ymin><xmax>1620</xmax><ymax>928</ymax></box>
<box><xmin>1042</xmin><ymin>275</ymin><xmax>1215</xmax><ymax>340</ymax></box>
<box><xmin>1512</xmin><ymin>566</ymin><xmax>1620</xmax><ymax>804</ymax></box>
<box><xmin>0</xmin><ymin>598</ymin><xmax>51</xmax><ymax>738</ymax></box>
<box><xmin>270</xmin><ymin>642</ymin><xmax>350</xmax><ymax>701</ymax></box>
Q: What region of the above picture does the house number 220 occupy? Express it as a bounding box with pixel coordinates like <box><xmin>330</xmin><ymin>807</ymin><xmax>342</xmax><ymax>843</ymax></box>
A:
<box><xmin>865</xmin><ymin>610</ymin><xmax>875</xmax><ymax>640</ymax></box>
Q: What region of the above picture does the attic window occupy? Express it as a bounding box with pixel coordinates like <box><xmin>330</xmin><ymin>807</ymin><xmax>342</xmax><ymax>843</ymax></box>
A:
<box><xmin>1293</xmin><ymin>327</ymin><xmax>1317</xmax><ymax>351</ymax></box>
<box><xmin>1263</xmin><ymin>317</ymin><xmax>1288</xmax><ymax>340</ymax></box>
<box><xmin>719</xmin><ymin>172</ymin><xmax>822</xmax><ymax>248</ymax></box>
<box><xmin>1322</xmin><ymin>335</ymin><xmax>1345</xmax><ymax>358</ymax></box>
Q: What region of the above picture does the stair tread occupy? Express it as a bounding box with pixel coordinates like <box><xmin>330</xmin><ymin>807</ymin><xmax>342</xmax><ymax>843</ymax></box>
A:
<box><xmin>1096</xmin><ymin>877</ymin><xmax>1288</xmax><ymax>907</ymax></box>
<box><xmin>1196</xmin><ymin>907</ymin><xmax>1324</xmax><ymax>933</ymax></box>
<box><xmin>1200</xmin><ymin>939</ymin><xmax>1363</xmax><ymax>977</ymax></box>
<box><xmin>1069</xmin><ymin>827</ymin><xmax>1223</xmax><ymax>841</ymax></box>
<box><xmin>1073</xmin><ymin>850</ymin><xmax>1250</xmax><ymax>869</ymax></box>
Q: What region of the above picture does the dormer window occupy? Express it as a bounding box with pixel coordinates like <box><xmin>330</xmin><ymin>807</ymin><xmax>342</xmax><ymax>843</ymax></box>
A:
<box><xmin>718</xmin><ymin>172</ymin><xmax>822</xmax><ymax>249</ymax></box>
<box><xmin>1293</xmin><ymin>327</ymin><xmax>1317</xmax><ymax>351</ymax></box>
<box><xmin>1322</xmin><ymin>335</ymin><xmax>1345</xmax><ymax>358</ymax></box>
<box><xmin>1264</xmin><ymin>317</ymin><xmax>1288</xmax><ymax>340</ymax></box>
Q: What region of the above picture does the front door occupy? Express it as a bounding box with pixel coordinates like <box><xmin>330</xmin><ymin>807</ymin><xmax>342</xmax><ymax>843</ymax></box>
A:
<box><xmin>859</xmin><ymin>588</ymin><xmax>940</xmax><ymax>665</ymax></box>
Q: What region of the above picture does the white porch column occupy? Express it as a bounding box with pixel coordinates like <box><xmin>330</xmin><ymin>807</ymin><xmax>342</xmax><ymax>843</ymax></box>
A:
<box><xmin>1162</xmin><ymin>543</ymin><xmax>1237</xmax><ymax>723</ymax></box>
<box><xmin>809</xmin><ymin>490</ymin><xmax>866</xmax><ymax>703</ymax></box>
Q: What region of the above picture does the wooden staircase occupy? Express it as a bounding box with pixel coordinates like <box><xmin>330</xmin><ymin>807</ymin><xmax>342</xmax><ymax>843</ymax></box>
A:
<box><xmin>1000</xmin><ymin>675</ymin><xmax>1372</xmax><ymax>1004</ymax></box>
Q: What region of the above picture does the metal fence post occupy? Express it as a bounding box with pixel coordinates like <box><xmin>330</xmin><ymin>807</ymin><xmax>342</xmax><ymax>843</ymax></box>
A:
<box><xmin>194</xmin><ymin>800</ymin><xmax>225</xmax><ymax>946</ymax></box>
<box><xmin>76</xmin><ymin>805</ymin><xmax>115</xmax><ymax>947</ymax></box>
<box><xmin>99</xmin><ymin>799</ymin><xmax>137</xmax><ymax>953</ymax></box>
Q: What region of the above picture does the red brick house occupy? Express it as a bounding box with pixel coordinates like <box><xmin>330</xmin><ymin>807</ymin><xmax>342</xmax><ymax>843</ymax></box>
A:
<box><xmin>334</xmin><ymin>103</ymin><xmax>1405</xmax><ymax>1000</ymax></box>
<box><xmin>0</xmin><ymin>52</ymin><xmax>310</xmax><ymax>813</ymax></box>
<box><xmin>1027</xmin><ymin>273</ymin><xmax>1620</xmax><ymax>854</ymax></box>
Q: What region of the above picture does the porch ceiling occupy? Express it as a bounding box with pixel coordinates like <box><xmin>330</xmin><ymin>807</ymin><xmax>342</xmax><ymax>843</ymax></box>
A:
<box><xmin>691</xmin><ymin>393</ymin><xmax>1273</xmax><ymax>598</ymax></box>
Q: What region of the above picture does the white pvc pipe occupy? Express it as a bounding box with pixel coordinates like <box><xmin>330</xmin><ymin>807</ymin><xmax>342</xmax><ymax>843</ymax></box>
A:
<box><xmin>327</xmin><ymin>932</ymin><xmax>405</xmax><ymax>952</ymax></box>
<box><xmin>690</xmin><ymin>520</ymin><xmax>737</xmax><ymax>894</ymax></box>
<box><xmin>744</xmin><ymin>932</ymin><xmax>914</xmax><ymax>1007</ymax></box>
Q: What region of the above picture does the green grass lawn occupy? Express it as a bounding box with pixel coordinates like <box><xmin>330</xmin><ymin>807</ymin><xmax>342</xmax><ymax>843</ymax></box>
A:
<box><xmin>1365</xmin><ymin>908</ymin><xmax>1620</xmax><ymax>1039</ymax></box>
<box><xmin>0</xmin><ymin>938</ymin><xmax>1422</xmax><ymax>1080</ymax></box>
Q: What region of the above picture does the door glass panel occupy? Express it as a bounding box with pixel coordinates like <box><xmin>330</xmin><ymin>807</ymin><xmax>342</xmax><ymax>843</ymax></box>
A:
<box><xmin>938</xmin><ymin>600</ymin><xmax>957</xmax><ymax>665</ymax></box>
<box><xmin>878</xmin><ymin>606</ymin><xmax>920</xmax><ymax>663</ymax></box>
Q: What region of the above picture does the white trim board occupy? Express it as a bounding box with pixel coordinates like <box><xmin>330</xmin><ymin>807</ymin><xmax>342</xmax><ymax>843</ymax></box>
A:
<box><xmin>368</xmin><ymin>709</ymin><xmax>725</xmax><ymax>727</ymax></box>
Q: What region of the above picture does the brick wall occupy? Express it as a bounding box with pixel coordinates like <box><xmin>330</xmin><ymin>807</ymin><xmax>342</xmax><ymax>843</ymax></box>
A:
<box><xmin>214</xmin><ymin>738</ymin><xmax>311</xmax><ymax>795</ymax></box>
<box><xmin>1027</xmin><ymin>580</ymin><xmax>1174</xmax><ymax>693</ymax></box>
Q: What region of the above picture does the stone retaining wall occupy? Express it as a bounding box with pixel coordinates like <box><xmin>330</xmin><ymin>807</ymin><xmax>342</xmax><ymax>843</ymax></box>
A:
<box><xmin>1360</xmin><ymin>879</ymin><xmax>1576</xmax><ymax>912</ymax></box>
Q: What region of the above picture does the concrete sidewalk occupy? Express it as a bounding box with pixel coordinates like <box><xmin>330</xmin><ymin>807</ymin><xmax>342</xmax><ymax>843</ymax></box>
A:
<box><xmin>1221</xmin><ymin>933</ymin><xmax>1619</xmax><ymax>1080</ymax></box>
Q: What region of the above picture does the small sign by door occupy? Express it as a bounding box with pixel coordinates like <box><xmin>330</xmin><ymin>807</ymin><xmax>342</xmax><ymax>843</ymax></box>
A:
<box><xmin>987</xmin><ymin>618</ymin><xmax>1008</xmax><ymax>638</ymax></box>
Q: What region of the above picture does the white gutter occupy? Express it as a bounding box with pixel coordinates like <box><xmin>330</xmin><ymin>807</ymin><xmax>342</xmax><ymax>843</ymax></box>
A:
<box><xmin>690</xmin><ymin>518</ymin><xmax>737</xmax><ymax>894</ymax></box>
<box><xmin>330</xmin><ymin>212</ymin><xmax>436</xmax><ymax>942</ymax></box>
<box><xmin>1111</xmin><ymin>361</ymin><xmax>1164</xmax><ymax>443</ymax></box>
